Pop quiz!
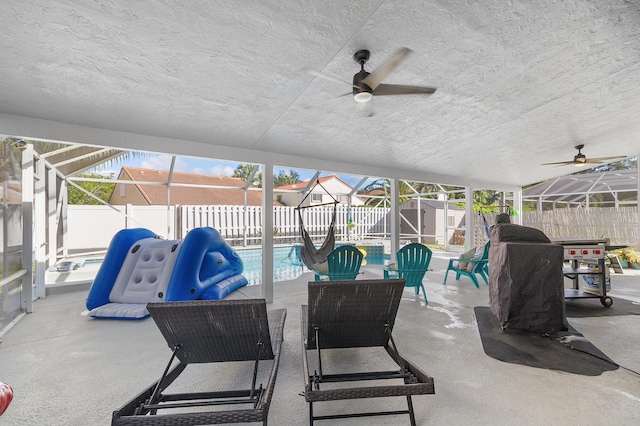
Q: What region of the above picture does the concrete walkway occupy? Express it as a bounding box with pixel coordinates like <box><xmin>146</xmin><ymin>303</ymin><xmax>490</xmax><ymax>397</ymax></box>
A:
<box><xmin>1</xmin><ymin>252</ymin><xmax>639</xmax><ymax>425</ymax></box>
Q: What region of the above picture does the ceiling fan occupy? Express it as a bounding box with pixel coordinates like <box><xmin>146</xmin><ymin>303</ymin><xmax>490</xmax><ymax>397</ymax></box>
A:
<box><xmin>542</xmin><ymin>144</ymin><xmax>625</xmax><ymax>167</ymax></box>
<box><xmin>303</xmin><ymin>47</ymin><xmax>437</xmax><ymax>109</ymax></box>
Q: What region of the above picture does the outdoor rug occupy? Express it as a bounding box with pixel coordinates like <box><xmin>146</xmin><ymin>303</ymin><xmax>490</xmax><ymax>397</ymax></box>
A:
<box><xmin>474</xmin><ymin>306</ymin><xmax>618</xmax><ymax>376</ymax></box>
<box><xmin>565</xmin><ymin>297</ymin><xmax>640</xmax><ymax>318</ymax></box>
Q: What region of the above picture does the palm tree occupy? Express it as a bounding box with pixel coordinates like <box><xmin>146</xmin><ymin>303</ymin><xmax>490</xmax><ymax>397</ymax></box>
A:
<box><xmin>361</xmin><ymin>179</ymin><xmax>446</xmax><ymax>207</ymax></box>
<box><xmin>233</xmin><ymin>164</ymin><xmax>262</xmax><ymax>187</ymax></box>
<box><xmin>274</xmin><ymin>169</ymin><xmax>301</xmax><ymax>187</ymax></box>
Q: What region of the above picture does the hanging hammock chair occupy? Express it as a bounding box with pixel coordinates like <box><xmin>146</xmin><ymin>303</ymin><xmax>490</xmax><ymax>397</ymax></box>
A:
<box><xmin>296</xmin><ymin>180</ymin><xmax>339</xmax><ymax>270</ymax></box>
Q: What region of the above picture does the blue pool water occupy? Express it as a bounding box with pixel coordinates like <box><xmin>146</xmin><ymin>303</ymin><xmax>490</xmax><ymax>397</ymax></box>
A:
<box><xmin>236</xmin><ymin>245</ymin><xmax>389</xmax><ymax>285</ymax></box>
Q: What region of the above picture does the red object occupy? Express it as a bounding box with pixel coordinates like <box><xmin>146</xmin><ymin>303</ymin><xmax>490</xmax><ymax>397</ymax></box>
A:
<box><xmin>0</xmin><ymin>382</ymin><xmax>13</xmax><ymax>416</ymax></box>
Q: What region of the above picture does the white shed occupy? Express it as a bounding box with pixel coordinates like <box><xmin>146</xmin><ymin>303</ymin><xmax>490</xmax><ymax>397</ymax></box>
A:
<box><xmin>400</xmin><ymin>199</ymin><xmax>466</xmax><ymax>245</ymax></box>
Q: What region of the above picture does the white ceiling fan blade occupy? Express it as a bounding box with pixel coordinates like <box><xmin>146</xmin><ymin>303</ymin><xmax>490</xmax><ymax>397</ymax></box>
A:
<box><xmin>303</xmin><ymin>92</ymin><xmax>351</xmax><ymax>110</ymax></box>
<box><xmin>361</xmin><ymin>47</ymin><xmax>411</xmax><ymax>90</ymax></box>
<box><xmin>581</xmin><ymin>155</ymin><xmax>626</xmax><ymax>164</ymax></box>
<box><xmin>320</xmin><ymin>93</ymin><xmax>351</xmax><ymax>104</ymax></box>
<box><xmin>541</xmin><ymin>160</ymin><xmax>577</xmax><ymax>166</ymax></box>
<box><xmin>373</xmin><ymin>83</ymin><xmax>437</xmax><ymax>96</ymax></box>
<box><xmin>589</xmin><ymin>155</ymin><xmax>627</xmax><ymax>161</ymax></box>
<box><xmin>303</xmin><ymin>67</ymin><xmax>358</xmax><ymax>89</ymax></box>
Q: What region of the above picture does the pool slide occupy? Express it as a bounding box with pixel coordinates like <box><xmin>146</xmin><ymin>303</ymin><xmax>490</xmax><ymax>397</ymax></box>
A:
<box><xmin>86</xmin><ymin>227</ymin><xmax>248</xmax><ymax>319</ymax></box>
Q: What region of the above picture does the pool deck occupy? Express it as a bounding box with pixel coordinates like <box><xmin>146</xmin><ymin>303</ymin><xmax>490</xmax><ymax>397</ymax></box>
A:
<box><xmin>1</xmin><ymin>251</ymin><xmax>640</xmax><ymax>425</ymax></box>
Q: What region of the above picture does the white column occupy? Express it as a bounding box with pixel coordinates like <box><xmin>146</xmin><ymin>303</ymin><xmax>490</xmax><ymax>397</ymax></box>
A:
<box><xmin>390</xmin><ymin>178</ymin><xmax>400</xmax><ymax>257</ymax></box>
<box><xmin>61</xmin><ymin>181</ymin><xmax>68</xmax><ymax>257</ymax></box>
<box><xmin>465</xmin><ymin>186</ymin><xmax>474</xmax><ymax>249</ymax></box>
<box><xmin>513</xmin><ymin>188</ymin><xmax>523</xmax><ymax>225</ymax></box>
<box><xmin>21</xmin><ymin>145</ymin><xmax>34</xmax><ymax>313</ymax></box>
<box><xmin>47</xmin><ymin>167</ymin><xmax>58</xmax><ymax>268</ymax></box>
<box><xmin>34</xmin><ymin>157</ymin><xmax>46</xmax><ymax>299</ymax></box>
<box><xmin>416</xmin><ymin>193</ymin><xmax>422</xmax><ymax>243</ymax></box>
<box><xmin>261</xmin><ymin>163</ymin><xmax>274</xmax><ymax>303</ymax></box>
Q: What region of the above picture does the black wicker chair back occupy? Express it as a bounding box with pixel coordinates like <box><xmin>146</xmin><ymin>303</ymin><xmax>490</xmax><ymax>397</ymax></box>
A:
<box><xmin>149</xmin><ymin>299</ymin><xmax>275</xmax><ymax>363</ymax></box>
<box><xmin>301</xmin><ymin>279</ymin><xmax>435</xmax><ymax>426</ymax></box>
<box><xmin>306</xmin><ymin>279</ymin><xmax>403</xmax><ymax>349</ymax></box>
<box><xmin>112</xmin><ymin>299</ymin><xmax>286</xmax><ymax>426</ymax></box>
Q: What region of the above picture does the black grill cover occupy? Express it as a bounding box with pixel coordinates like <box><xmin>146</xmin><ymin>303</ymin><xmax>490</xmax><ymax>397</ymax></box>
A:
<box><xmin>489</xmin><ymin>224</ymin><xmax>567</xmax><ymax>333</ymax></box>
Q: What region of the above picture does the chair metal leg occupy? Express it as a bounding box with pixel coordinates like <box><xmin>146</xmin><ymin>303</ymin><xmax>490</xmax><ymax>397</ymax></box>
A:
<box><xmin>406</xmin><ymin>395</ymin><xmax>417</xmax><ymax>426</ymax></box>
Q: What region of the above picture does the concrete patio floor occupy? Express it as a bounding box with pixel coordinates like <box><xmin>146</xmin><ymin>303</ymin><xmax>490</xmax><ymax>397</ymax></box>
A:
<box><xmin>1</xmin><ymin>251</ymin><xmax>639</xmax><ymax>425</ymax></box>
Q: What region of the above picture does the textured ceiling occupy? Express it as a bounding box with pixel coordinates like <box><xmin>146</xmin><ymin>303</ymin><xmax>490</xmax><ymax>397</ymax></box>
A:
<box><xmin>1</xmin><ymin>0</ymin><xmax>639</xmax><ymax>188</ymax></box>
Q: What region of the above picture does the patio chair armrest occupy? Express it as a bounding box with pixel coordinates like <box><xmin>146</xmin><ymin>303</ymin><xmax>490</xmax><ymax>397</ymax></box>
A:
<box><xmin>260</xmin><ymin>308</ymin><xmax>287</xmax><ymax>408</ymax></box>
<box><xmin>397</xmin><ymin>268</ymin><xmax>430</xmax><ymax>273</ymax></box>
<box><xmin>465</xmin><ymin>258</ymin><xmax>487</xmax><ymax>264</ymax></box>
<box><xmin>300</xmin><ymin>305</ymin><xmax>313</xmax><ymax>393</ymax></box>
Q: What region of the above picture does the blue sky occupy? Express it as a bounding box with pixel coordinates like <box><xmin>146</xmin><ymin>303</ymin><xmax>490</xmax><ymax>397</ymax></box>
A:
<box><xmin>97</xmin><ymin>152</ymin><xmax>370</xmax><ymax>187</ymax></box>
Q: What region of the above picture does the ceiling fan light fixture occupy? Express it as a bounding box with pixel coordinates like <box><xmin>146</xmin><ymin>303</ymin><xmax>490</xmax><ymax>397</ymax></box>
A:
<box><xmin>10</xmin><ymin>139</ymin><xmax>27</xmax><ymax>151</ymax></box>
<box><xmin>573</xmin><ymin>153</ymin><xmax>586</xmax><ymax>166</ymax></box>
<box><xmin>354</xmin><ymin>92</ymin><xmax>373</xmax><ymax>103</ymax></box>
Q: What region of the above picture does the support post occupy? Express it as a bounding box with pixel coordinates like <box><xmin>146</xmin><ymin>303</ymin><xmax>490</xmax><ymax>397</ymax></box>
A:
<box><xmin>390</xmin><ymin>179</ymin><xmax>400</xmax><ymax>258</ymax></box>
<box><xmin>465</xmin><ymin>186</ymin><xmax>474</xmax><ymax>250</ymax></box>
<box><xmin>513</xmin><ymin>188</ymin><xmax>523</xmax><ymax>225</ymax></box>
<box><xmin>47</xmin><ymin>167</ymin><xmax>58</xmax><ymax>268</ymax></box>
<box><xmin>261</xmin><ymin>164</ymin><xmax>274</xmax><ymax>303</ymax></box>
<box><xmin>34</xmin><ymin>156</ymin><xmax>46</xmax><ymax>299</ymax></box>
<box><xmin>21</xmin><ymin>145</ymin><xmax>34</xmax><ymax>313</ymax></box>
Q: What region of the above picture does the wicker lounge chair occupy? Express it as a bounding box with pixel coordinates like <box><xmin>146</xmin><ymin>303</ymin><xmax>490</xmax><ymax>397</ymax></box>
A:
<box><xmin>111</xmin><ymin>299</ymin><xmax>286</xmax><ymax>426</ymax></box>
<box><xmin>300</xmin><ymin>279</ymin><xmax>435</xmax><ymax>425</ymax></box>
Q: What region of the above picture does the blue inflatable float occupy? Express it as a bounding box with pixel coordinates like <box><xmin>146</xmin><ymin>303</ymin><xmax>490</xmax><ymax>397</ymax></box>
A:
<box><xmin>86</xmin><ymin>227</ymin><xmax>248</xmax><ymax>319</ymax></box>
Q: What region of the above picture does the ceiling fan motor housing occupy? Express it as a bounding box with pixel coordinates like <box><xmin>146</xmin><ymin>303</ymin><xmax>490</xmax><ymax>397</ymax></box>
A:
<box><xmin>574</xmin><ymin>153</ymin><xmax>586</xmax><ymax>163</ymax></box>
<box><xmin>353</xmin><ymin>69</ymin><xmax>373</xmax><ymax>102</ymax></box>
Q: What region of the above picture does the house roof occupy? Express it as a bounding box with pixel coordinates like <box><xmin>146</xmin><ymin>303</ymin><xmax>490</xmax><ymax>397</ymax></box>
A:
<box><xmin>117</xmin><ymin>166</ymin><xmax>279</xmax><ymax>206</ymax></box>
<box><xmin>403</xmin><ymin>199</ymin><xmax>465</xmax><ymax>211</ymax></box>
<box><xmin>274</xmin><ymin>174</ymin><xmax>366</xmax><ymax>205</ymax></box>
<box><xmin>274</xmin><ymin>175</ymin><xmax>349</xmax><ymax>191</ymax></box>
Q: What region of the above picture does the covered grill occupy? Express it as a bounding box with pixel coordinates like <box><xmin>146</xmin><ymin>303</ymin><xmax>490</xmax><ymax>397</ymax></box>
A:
<box><xmin>489</xmin><ymin>224</ymin><xmax>568</xmax><ymax>333</ymax></box>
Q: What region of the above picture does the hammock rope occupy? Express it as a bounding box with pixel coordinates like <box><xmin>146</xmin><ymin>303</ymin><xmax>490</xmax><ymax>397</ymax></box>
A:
<box><xmin>296</xmin><ymin>179</ymin><xmax>339</xmax><ymax>269</ymax></box>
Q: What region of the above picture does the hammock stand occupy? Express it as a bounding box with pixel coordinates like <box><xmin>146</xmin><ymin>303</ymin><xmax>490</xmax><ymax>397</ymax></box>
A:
<box><xmin>296</xmin><ymin>180</ymin><xmax>339</xmax><ymax>270</ymax></box>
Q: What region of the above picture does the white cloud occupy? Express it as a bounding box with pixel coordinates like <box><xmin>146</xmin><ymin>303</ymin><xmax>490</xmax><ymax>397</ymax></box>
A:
<box><xmin>210</xmin><ymin>165</ymin><xmax>235</xmax><ymax>176</ymax></box>
<box><xmin>140</xmin><ymin>155</ymin><xmax>187</xmax><ymax>171</ymax></box>
<box><xmin>93</xmin><ymin>169</ymin><xmax>117</xmax><ymax>177</ymax></box>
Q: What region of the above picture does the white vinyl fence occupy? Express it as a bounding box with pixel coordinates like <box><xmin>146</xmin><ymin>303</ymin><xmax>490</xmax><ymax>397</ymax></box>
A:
<box><xmin>65</xmin><ymin>204</ymin><xmax>390</xmax><ymax>251</ymax></box>
<box><xmin>177</xmin><ymin>205</ymin><xmax>390</xmax><ymax>246</ymax></box>
<box><xmin>67</xmin><ymin>205</ymin><xmax>176</xmax><ymax>250</ymax></box>
<box><xmin>65</xmin><ymin>205</ymin><xmax>640</xmax><ymax>253</ymax></box>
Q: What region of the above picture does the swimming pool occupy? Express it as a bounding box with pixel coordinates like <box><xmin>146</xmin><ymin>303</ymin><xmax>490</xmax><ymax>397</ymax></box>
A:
<box><xmin>236</xmin><ymin>245</ymin><xmax>389</xmax><ymax>285</ymax></box>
